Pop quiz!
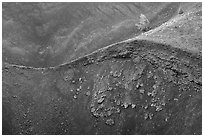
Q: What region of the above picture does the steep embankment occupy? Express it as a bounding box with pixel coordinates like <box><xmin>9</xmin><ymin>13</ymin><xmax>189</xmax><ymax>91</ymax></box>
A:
<box><xmin>3</xmin><ymin>39</ymin><xmax>201</xmax><ymax>134</ymax></box>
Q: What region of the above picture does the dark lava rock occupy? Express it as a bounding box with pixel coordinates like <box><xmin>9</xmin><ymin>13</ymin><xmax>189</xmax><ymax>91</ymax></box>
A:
<box><xmin>2</xmin><ymin>39</ymin><xmax>201</xmax><ymax>135</ymax></box>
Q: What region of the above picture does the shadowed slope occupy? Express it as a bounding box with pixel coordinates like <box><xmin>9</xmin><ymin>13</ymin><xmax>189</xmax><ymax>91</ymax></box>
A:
<box><xmin>2</xmin><ymin>39</ymin><xmax>201</xmax><ymax>134</ymax></box>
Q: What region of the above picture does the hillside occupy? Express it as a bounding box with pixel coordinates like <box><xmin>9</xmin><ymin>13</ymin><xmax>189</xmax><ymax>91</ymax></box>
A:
<box><xmin>2</xmin><ymin>2</ymin><xmax>202</xmax><ymax>135</ymax></box>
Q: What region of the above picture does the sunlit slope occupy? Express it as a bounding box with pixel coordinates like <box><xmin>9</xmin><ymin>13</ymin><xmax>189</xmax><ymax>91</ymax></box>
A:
<box><xmin>134</xmin><ymin>3</ymin><xmax>201</xmax><ymax>55</ymax></box>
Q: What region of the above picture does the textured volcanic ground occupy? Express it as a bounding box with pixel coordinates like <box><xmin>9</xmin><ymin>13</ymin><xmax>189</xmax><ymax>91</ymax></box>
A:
<box><xmin>2</xmin><ymin>2</ymin><xmax>202</xmax><ymax>135</ymax></box>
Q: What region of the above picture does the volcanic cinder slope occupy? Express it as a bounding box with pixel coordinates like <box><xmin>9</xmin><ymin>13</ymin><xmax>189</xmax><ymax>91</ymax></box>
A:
<box><xmin>3</xmin><ymin>2</ymin><xmax>184</xmax><ymax>67</ymax></box>
<box><xmin>2</xmin><ymin>2</ymin><xmax>202</xmax><ymax>135</ymax></box>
